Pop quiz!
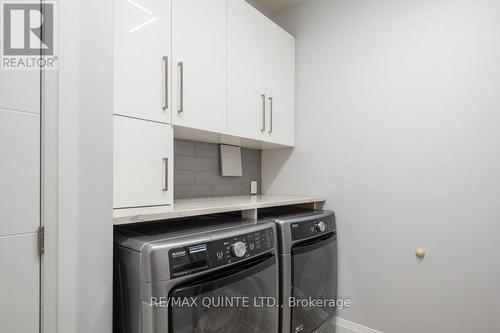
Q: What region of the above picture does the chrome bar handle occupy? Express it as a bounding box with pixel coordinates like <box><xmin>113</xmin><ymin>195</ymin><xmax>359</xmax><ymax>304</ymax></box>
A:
<box><xmin>178</xmin><ymin>61</ymin><xmax>184</xmax><ymax>113</ymax></box>
<box><xmin>268</xmin><ymin>96</ymin><xmax>273</xmax><ymax>134</ymax></box>
<box><xmin>163</xmin><ymin>158</ymin><xmax>169</xmax><ymax>191</ymax></box>
<box><xmin>162</xmin><ymin>56</ymin><xmax>168</xmax><ymax>110</ymax></box>
<box><xmin>261</xmin><ymin>94</ymin><xmax>266</xmax><ymax>132</ymax></box>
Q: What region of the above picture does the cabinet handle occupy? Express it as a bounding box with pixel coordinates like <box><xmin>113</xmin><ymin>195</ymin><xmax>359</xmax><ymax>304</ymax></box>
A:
<box><xmin>261</xmin><ymin>94</ymin><xmax>266</xmax><ymax>132</ymax></box>
<box><xmin>268</xmin><ymin>96</ymin><xmax>273</xmax><ymax>134</ymax></box>
<box><xmin>178</xmin><ymin>61</ymin><xmax>184</xmax><ymax>113</ymax></box>
<box><xmin>163</xmin><ymin>158</ymin><xmax>169</xmax><ymax>191</ymax></box>
<box><xmin>162</xmin><ymin>56</ymin><xmax>168</xmax><ymax>110</ymax></box>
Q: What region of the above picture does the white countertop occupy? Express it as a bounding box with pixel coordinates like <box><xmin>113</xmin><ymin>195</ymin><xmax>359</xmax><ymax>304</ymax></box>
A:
<box><xmin>113</xmin><ymin>194</ymin><xmax>327</xmax><ymax>225</ymax></box>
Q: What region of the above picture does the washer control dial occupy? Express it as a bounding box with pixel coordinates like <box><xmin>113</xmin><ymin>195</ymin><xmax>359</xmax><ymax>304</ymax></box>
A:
<box><xmin>315</xmin><ymin>221</ymin><xmax>326</xmax><ymax>232</ymax></box>
<box><xmin>231</xmin><ymin>242</ymin><xmax>247</xmax><ymax>258</ymax></box>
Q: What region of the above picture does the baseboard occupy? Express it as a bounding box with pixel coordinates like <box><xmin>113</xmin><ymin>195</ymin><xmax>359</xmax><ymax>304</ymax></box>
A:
<box><xmin>332</xmin><ymin>317</ymin><xmax>384</xmax><ymax>333</ymax></box>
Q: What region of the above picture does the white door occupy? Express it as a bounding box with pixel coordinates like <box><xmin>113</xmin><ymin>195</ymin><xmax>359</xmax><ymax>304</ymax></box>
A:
<box><xmin>114</xmin><ymin>0</ymin><xmax>171</xmax><ymax>123</ymax></box>
<box><xmin>0</xmin><ymin>71</ymin><xmax>40</xmax><ymax>114</ymax></box>
<box><xmin>0</xmin><ymin>234</ymin><xmax>40</xmax><ymax>333</ymax></box>
<box><xmin>0</xmin><ymin>111</ymin><xmax>40</xmax><ymax>236</ymax></box>
<box><xmin>172</xmin><ymin>0</ymin><xmax>227</xmax><ymax>133</ymax></box>
<box><xmin>265</xmin><ymin>21</ymin><xmax>295</xmax><ymax>146</ymax></box>
<box><xmin>0</xmin><ymin>73</ymin><xmax>40</xmax><ymax>332</ymax></box>
<box><xmin>227</xmin><ymin>0</ymin><xmax>268</xmax><ymax>141</ymax></box>
<box><xmin>114</xmin><ymin>115</ymin><xmax>173</xmax><ymax>208</ymax></box>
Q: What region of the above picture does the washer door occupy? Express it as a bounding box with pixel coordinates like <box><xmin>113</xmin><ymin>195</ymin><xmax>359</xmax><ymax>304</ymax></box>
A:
<box><xmin>169</xmin><ymin>254</ymin><xmax>278</xmax><ymax>333</ymax></box>
<box><xmin>291</xmin><ymin>233</ymin><xmax>337</xmax><ymax>333</ymax></box>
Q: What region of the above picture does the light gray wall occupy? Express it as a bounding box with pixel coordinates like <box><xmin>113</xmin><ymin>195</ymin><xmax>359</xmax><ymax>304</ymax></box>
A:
<box><xmin>264</xmin><ymin>0</ymin><xmax>500</xmax><ymax>332</ymax></box>
<box><xmin>174</xmin><ymin>139</ymin><xmax>262</xmax><ymax>198</ymax></box>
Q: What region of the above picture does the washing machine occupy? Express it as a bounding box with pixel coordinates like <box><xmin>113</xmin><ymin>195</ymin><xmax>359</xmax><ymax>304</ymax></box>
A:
<box><xmin>261</xmin><ymin>210</ymin><xmax>337</xmax><ymax>333</ymax></box>
<box><xmin>114</xmin><ymin>214</ymin><xmax>279</xmax><ymax>333</ymax></box>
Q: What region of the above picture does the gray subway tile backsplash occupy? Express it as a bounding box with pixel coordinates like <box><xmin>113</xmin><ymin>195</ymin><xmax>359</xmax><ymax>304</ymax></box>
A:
<box><xmin>242</xmin><ymin>159</ymin><xmax>261</xmax><ymax>173</ymax></box>
<box><xmin>175</xmin><ymin>184</ymin><xmax>212</xmax><ymax>199</ymax></box>
<box><xmin>195</xmin><ymin>171</ymin><xmax>240</xmax><ymax>185</ymax></box>
<box><xmin>195</xmin><ymin>142</ymin><xmax>219</xmax><ymax>158</ymax></box>
<box><xmin>174</xmin><ymin>170</ymin><xmax>195</xmax><ymax>185</ymax></box>
<box><xmin>175</xmin><ymin>140</ymin><xmax>196</xmax><ymax>156</ymax></box>
<box><xmin>241</xmin><ymin>148</ymin><xmax>261</xmax><ymax>161</ymax></box>
<box><xmin>212</xmin><ymin>183</ymin><xmax>244</xmax><ymax>197</ymax></box>
<box><xmin>175</xmin><ymin>155</ymin><xmax>213</xmax><ymax>171</ymax></box>
<box><xmin>174</xmin><ymin>139</ymin><xmax>261</xmax><ymax>199</ymax></box>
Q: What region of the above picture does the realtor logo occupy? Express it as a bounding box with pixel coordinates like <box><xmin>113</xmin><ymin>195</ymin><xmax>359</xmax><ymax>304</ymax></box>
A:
<box><xmin>1</xmin><ymin>1</ymin><xmax>57</xmax><ymax>70</ymax></box>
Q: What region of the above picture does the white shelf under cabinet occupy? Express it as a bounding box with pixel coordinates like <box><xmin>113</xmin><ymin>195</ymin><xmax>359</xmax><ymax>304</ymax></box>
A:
<box><xmin>113</xmin><ymin>194</ymin><xmax>327</xmax><ymax>225</ymax></box>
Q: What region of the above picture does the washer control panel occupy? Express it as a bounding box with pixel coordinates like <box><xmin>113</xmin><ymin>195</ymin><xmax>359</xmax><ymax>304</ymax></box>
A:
<box><xmin>169</xmin><ymin>227</ymin><xmax>275</xmax><ymax>278</ymax></box>
<box><xmin>290</xmin><ymin>214</ymin><xmax>336</xmax><ymax>241</ymax></box>
<box><xmin>210</xmin><ymin>227</ymin><xmax>274</xmax><ymax>266</ymax></box>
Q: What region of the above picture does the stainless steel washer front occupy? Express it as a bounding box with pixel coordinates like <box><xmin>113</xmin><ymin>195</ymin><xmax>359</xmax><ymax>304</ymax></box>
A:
<box><xmin>261</xmin><ymin>210</ymin><xmax>337</xmax><ymax>333</ymax></box>
<box><xmin>113</xmin><ymin>215</ymin><xmax>279</xmax><ymax>333</ymax></box>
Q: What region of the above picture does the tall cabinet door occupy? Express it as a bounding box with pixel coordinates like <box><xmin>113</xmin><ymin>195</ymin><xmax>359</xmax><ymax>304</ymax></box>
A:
<box><xmin>0</xmin><ymin>234</ymin><xmax>39</xmax><ymax>333</ymax></box>
<box><xmin>0</xmin><ymin>70</ymin><xmax>40</xmax><ymax>332</ymax></box>
<box><xmin>0</xmin><ymin>111</ymin><xmax>40</xmax><ymax>236</ymax></box>
<box><xmin>266</xmin><ymin>22</ymin><xmax>295</xmax><ymax>146</ymax></box>
<box><xmin>172</xmin><ymin>0</ymin><xmax>227</xmax><ymax>133</ymax></box>
<box><xmin>0</xmin><ymin>111</ymin><xmax>40</xmax><ymax>333</ymax></box>
<box><xmin>114</xmin><ymin>0</ymin><xmax>171</xmax><ymax>123</ymax></box>
<box><xmin>0</xmin><ymin>71</ymin><xmax>40</xmax><ymax>114</ymax></box>
<box><xmin>227</xmin><ymin>0</ymin><xmax>268</xmax><ymax>141</ymax></box>
<box><xmin>114</xmin><ymin>115</ymin><xmax>174</xmax><ymax>208</ymax></box>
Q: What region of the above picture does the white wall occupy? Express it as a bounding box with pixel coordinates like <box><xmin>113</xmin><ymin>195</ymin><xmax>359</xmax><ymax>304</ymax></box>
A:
<box><xmin>264</xmin><ymin>0</ymin><xmax>500</xmax><ymax>332</ymax></box>
<box><xmin>58</xmin><ymin>1</ymin><xmax>114</xmax><ymax>332</ymax></box>
<box><xmin>245</xmin><ymin>0</ymin><xmax>273</xmax><ymax>18</ymax></box>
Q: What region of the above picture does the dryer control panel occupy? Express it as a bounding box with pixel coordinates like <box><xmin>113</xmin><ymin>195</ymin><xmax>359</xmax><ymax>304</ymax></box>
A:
<box><xmin>169</xmin><ymin>227</ymin><xmax>275</xmax><ymax>278</ymax></box>
<box><xmin>291</xmin><ymin>214</ymin><xmax>336</xmax><ymax>241</ymax></box>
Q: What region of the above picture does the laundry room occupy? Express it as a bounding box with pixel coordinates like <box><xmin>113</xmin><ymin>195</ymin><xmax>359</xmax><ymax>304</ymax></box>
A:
<box><xmin>1</xmin><ymin>0</ymin><xmax>500</xmax><ymax>333</ymax></box>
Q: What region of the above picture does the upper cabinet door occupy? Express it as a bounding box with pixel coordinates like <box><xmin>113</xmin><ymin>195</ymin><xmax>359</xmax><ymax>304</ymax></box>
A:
<box><xmin>227</xmin><ymin>0</ymin><xmax>268</xmax><ymax>141</ymax></box>
<box><xmin>114</xmin><ymin>0</ymin><xmax>171</xmax><ymax>123</ymax></box>
<box><xmin>265</xmin><ymin>22</ymin><xmax>295</xmax><ymax>146</ymax></box>
<box><xmin>172</xmin><ymin>0</ymin><xmax>227</xmax><ymax>133</ymax></box>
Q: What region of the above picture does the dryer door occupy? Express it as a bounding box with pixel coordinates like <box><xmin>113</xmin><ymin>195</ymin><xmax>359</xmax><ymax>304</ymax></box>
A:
<box><xmin>169</xmin><ymin>254</ymin><xmax>279</xmax><ymax>333</ymax></box>
<box><xmin>291</xmin><ymin>233</ymin><xmax>337</xmax><ymax>333</ymax></box>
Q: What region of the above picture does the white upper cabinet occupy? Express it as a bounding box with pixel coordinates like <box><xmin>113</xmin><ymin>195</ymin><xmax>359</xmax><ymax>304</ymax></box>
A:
<box><xmin>265</xmin><ymin>21</ymin><xmax>295</xmax><ymax>146</ymax></box>
<box><xmin>227</xmin><ymin>0</ymin><xmax>268</xmax><ymax>142</ymax></box>
<box><xmin>171</xmin><ymin>0</ymin><xmax>227</xmax><ymax>133</ymax></box>
<box><xmin>114</xmin><ymin>0</ymin><xmax>171</xmax><ymax>123</ymax></box>
<box><xmin>113</xmin><ymin>0</ymin><xmax>295</xmax><ymax>148</ymax></box>
<box><xmin>114</xmin><ymin>115</ymin><xmax>173</xmax><ymax>208</ymax></box>
<box><xmin>227</xmin><ymin>0</ymin><xmax>295</xmax><ymax>147</ymax></box>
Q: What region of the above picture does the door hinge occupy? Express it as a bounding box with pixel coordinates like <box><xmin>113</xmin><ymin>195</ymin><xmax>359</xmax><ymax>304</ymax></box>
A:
<box><xmin>38</xmin><ymin>226</ymin><xmax>45</xmax><ymax>256</ymax></box>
